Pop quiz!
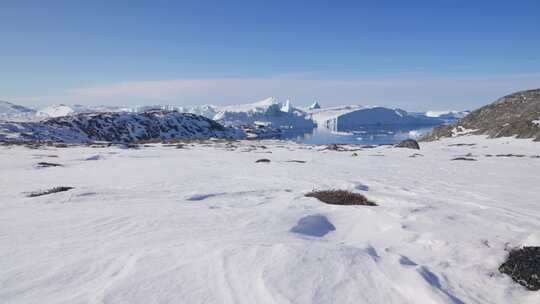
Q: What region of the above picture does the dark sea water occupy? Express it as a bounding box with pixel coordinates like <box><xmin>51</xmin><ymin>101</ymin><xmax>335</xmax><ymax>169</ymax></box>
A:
<box><xmin>280</xmin><ymin>125</ymin><xmax>436</xmax><ymax>145</ymax></box>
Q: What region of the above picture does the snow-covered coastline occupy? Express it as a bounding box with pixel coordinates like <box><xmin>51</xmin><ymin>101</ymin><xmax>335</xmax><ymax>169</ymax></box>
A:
<box><xmin>1</xmin><ymin>135</ymin><xmax>539</xmax><ymax>304</ymax></box>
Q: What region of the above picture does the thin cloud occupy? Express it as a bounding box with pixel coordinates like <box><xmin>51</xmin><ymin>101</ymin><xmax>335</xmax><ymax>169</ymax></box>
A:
<box><xmin>8</xmin><ymin>74</ymin><xmax>540</xmax><ymax>111</ymax></box>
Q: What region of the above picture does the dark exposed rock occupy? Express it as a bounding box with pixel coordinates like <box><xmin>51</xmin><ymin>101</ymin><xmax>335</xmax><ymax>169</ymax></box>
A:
<box><xmin>395</xmin><ymin>139</ymin><xmax>420</xmax><ymax>150</ymax></box>
<box><xmin>255</xmin><ymin>158</ymin><xmax>271</xmax><ymax>163</ymax></box>
<box><xmin>499</xmin><ymin>246</ymin><xmax>540</xmax><ymax>291</ymax></box>
<box><xmin>324</xmin><ymin>144</ymin><xmax>342</xmax><ymax>151</ymax></box>
<box><xmin>306</xmin><ymin>190</ymin><xmax>377</xmax><ymax>206</ymax></box>
<box><xmin>423</xmin><ymin>88</ymin><xmax>540</xmax><ymax>141</ymax></box>
<box><xmin>0</xmin><ymin>111</ymin><xmax>244</xmax><ymax>143</ymax></box>
<box><xmin>321</xmin><ymin>144</ymin><xmax>363</xmax><ymax>152</ymax></box>
<box><xmin>409</xmin><ymin>153</ymin><xmax>424</xmax><ymax>158</ymax></box>
<box><xmin>36</xmin><ymin>162</ymin><xmax>62</xmax><ymax>168</ymax></box>
<box><xmin>27</xmin><ymin>186</ymin><xmax>74</xmax><ymax>197</ymax></box>
<box><xmin>237</xmin><ymin>124</ymin><xmax>282</xmax><ymax>139</ymax></box>
<box><xmin>448</xmin><ymin>143</ymin><xmax>476</xmax><ymax>147</ymax></box>
<box><xmin>496</xmin><ymin>154</ymin><xmax>526</xmax><ymax>158</ymax></box>
<box><xmin>451</xmin><ymin>157</ymin><xmax>477</xmax><ymax>161</ymax></box>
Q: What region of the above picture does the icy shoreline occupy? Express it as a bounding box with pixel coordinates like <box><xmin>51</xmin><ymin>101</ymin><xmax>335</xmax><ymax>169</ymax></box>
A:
<box><xmin>1</xmin><ymin>136</ymin><xmax>539</xmax><ymax>303</ymax></box>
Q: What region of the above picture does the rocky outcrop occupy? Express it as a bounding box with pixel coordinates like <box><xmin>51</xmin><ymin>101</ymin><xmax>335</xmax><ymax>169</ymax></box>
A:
<box><xmin>499</xmin><ymin>246</ymin><xmax>540</xmax><ymax>291</ymax></box>
<box><xmin>395</xmin><ymin>139</ymin><xmax>420</xmax><ymax>149</ymax></box>
<box><xmin>423</xmin><ymin>89</ymin><xmax>540</xmax><ymax>141</ymax></box>
<box><xmin>0</xmin><ymin>111</ymin><xmax>244</xmax><ymax>143</ymax></box>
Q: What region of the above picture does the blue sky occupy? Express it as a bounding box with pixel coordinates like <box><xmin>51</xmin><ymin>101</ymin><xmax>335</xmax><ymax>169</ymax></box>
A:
<box><xmin>1</xmin><ymin>0</ymin><xmax>540</xmax><ymax>110</ymax></box>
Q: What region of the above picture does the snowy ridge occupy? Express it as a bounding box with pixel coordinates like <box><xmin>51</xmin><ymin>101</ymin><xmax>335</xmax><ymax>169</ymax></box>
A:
<box><xmin>111</xmin><ymin>97</ymin><xmax>315</xmax><ymax>129</ymax></box>
<box><xmin>0</xmin><ymin>100</ymin><xmax>37</xmax><ymax>122</ymax></box>
<box><xmin>1</xmin><ymin>99</ymin><xmax>463</xmax><ymax>136</ymax></box>
<box><xmin>36</xmin><ymin>104</ymin><xmax>76</xmax><ymax>118</ymax></box>
<box><xmin>424</xmin><ymin>110</ymin><xmax>469</xmax><ymax>119</ymax></box>
<box><xmin>36</xmin><ymin>104</ymin><xmax>131</xmax><ymax>118</ymax></box>
<box><xmin>0</xmin><ymin>111</ymin><xmax>244</xmax><ymax>143</ymax></box>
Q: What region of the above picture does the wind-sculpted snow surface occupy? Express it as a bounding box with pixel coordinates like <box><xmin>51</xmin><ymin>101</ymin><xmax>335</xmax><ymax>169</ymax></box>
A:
<box><xmin>0</xmin><ymin>110</ymin><xmax>244</xmax><ymax>143</ymax></box>
<box><xmin>1</xmin><ymin>136</ymin><xmax>540</xmax><ymax>303</ymax></box>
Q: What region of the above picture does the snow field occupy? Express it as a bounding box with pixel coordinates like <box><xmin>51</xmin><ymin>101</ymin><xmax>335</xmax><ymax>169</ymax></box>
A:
<box><xmin>0</xmin><ymin>136</ymin><xmax>539</xmax><ymax>303</ymax></box>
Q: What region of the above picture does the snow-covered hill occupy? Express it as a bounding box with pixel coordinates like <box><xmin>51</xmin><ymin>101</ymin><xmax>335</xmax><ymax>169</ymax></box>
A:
<box><xmin>0</xmin><ymin>111</ymin><xmax>244</xmax><ymax>143</ymax></box>
<box><xmin>424</xmin><ymin>88</ymin><xmax>540</xmax><ymax>141</ymax></box>
<box><xmin>0</xmin><ymin>100</ymin><xmax>36</xmax><ymax>122</ymax></box>
<box><xmin>36</xmin><ymin>104</ymin><xmax>130</xmax><ymax>118</ymax></box>
<box><xmin>36</xmin><ymin>104</ymin><xmax>76</xmax><ymax>118</ymax></box>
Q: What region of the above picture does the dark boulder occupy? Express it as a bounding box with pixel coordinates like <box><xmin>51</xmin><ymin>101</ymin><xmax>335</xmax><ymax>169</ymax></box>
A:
<box><xmin>499</xmin><ymin>246</ymin><xmax>540</xmax><ymax>291</ymax></box>
<box><xmin>395</xmin><ymin>139</ymin><xmax>420</xmax><ymax>150</ymax></box>
<box><xmin>255</xmin><ymin>158</ymin><xmax>271</xmax><ymax>163</ymax></box>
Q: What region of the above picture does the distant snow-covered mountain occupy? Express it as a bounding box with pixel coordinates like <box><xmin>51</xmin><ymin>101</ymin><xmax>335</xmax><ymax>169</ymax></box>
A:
<box><xmin>107</xmin><ymin>98</ymin><xmax>315</xmax><ymax>130</ymax></box>
<box><xmin>1</xmin><ymin>98</ymin><xmax>317</xmax><ymax>131</ymax></box>
<box><xmin>36</xmin><ymin>104</ymin><xmax>129</xmax><ymax>118</ymax></box>
<box><xmin>423</xmin><ymin>110</ymin><xmax>470</xmax><ymax>121</ymax></box>
<box><xmin>0</xmin><ymin>100</ymin><xmax>37</xmax><ymax>122</ymax></box>
<box><xmin>36</xmin><ymin>104</ymin><xmax>76</xmax><ymax>118</ymax></box>
<box><xmin>0</xmin><ymin>98</ymin><xmax>469</xmax><ymax>140</ymax></box>
<box><xmin>0</xmin><ymin>111</ymin><xmax>243</xmax><ymax>143</ymax></box>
